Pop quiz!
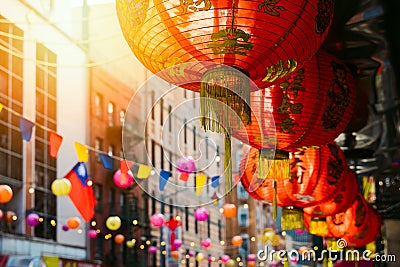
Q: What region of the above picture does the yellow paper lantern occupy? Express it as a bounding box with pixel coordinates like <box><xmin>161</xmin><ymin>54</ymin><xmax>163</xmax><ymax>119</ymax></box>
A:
<box><xmin>51</xmin><ymin>179</ymin><xmax>72</xmax><ymax>196</ymax></box>
<box><xmin>196</xmin><ymin>253</ymin><xmax>205</xmax><ymax>262</ymax></box>
<box><xmin>106</xmin><ymin>216</ymin><xmax>122</xmax><ymax>231</ymax></box>
<box><xmin>126</xmin><ymin>240</ymin><xmax>135</xmax><ymax>248</ymax></box>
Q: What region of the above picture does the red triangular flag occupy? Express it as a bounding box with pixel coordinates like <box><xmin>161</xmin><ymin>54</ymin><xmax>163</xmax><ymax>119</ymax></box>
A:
<box><xmin>179</xmin><ymin>173</ymin><xmax>189</xmax><ymax>182</ymax></box>
<box><xmin>120</xmin><ymin>159</ymin><xmax>133</xmax><ymax>174</ymax></box>
<box><xmin>48</xmin><ymin>131</ymin><xmax>63</xmax><ymax>158</ymax></box>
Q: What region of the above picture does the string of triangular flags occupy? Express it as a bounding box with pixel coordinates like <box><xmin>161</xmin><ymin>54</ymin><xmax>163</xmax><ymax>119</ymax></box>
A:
<box><xmin>0</xmin><ymin>103</ymin><xmax>222</xmax><ymax>194</ymax></box>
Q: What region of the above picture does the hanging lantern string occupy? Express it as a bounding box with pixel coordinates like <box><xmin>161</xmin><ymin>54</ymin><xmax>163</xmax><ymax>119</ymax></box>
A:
<box><xmin>0</xmin><ymin>103</ymin><xmax>148</xmax><ymax>169</ymax></box>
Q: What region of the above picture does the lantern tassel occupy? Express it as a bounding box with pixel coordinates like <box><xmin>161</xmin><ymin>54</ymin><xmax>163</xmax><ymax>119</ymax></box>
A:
<box><xmin>259</xmin><ymin>149</ymin><xmax>290</xmax><ymax>179</ymax></box>
<box><xmin>281</xmin><ymin>206</ymin><xmax>304</xmax><ymax>230</ymax></box>
<box><xmin>273</xmin><ymin>180</ymin><xmax>277</xmax><ymax>220</ymax></box>
<box><xmin>224</xmin><ymin>132</ymin><xmax>232</xmax><ymax>194</ymax></box>
<box><xmin>310</xmin><ymin>218</ymin><xmax>329</xmax><ymax>236</ymax></box>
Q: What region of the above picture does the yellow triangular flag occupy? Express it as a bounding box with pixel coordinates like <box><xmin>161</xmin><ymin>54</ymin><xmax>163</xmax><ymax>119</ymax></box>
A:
<box><xmin>137</xmin><ymin>165</ymin><xmax>152</xmax><ymax>179</ymax></box>
<box><xmin>74</xmin><ymin>142</ymin><xmax>88</xmax><ymax>162</ymax></box>
<box><xmin>195</xmin><ymin>174</ymin><xmax>207</xmax><ymax>196</ymax></box>
<box><xmin>0</xmin><ymin>103</ymin><xmax>3</xmax><ymax>112</ymax></box>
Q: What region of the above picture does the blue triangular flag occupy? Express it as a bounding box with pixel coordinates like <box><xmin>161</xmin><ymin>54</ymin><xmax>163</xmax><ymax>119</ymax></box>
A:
<box><xmin>159</xmin><ymin>170</ymin><xmax>172</xmax><ymax>191</ymax></box>
<box><xmin>100</xmin><ymin>153</ymin><xmax>114</xmax><ymax>170</ymax></box>
<box><xmin>211</xmin><ymin>176</ymin><xmax>220</xmax><ymax>188</ymax></box>
<box><xmin>20</xmin><ymin>117</ymin><xmax>35</xmax><ymax>141</ymax></box>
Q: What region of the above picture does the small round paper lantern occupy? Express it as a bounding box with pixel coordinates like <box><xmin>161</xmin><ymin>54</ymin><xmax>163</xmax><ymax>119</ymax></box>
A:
<box><xmin>248</xmin><ymin>261</ymin><xmax>256</xmax><ymax>267</ymax></box>
<box><xmin>0</xmin><ymin>184</ymin><xmax>13</xmax><ymax>203</ymax></box>
<box><xmin>247</xmin><ymin>254</ymin><xmax>256</xmax><ymax>262</ymax></box>
<box><xmin>114</xmin><ymin>234</ymin><xmax>125</xmax><ymax>244</ymax></box>
<box><xmin>232</xmin><ymin>235</ymin><xmax>243</xmax><ymax>246</ymax></box>
<box><xmin>149</xmin><ymin>246</ymin><xmax>157</xmax><ymax>254</ymax></box>
<box><xmin>150</xmin><ymin>213</ymin><xmax>165</xmax><ymax>227</ymax></box>
<box><xmin>289</xmin><ymin>255</ymin><xmax>299</xmax><ymax>264</ymax></box>
<box><xmin>66</xmin><ymin>217</ymin><xmax>80</xmax><ymax>229</ymax></box>
<box><xmin>106</xmin><ymin>216</ymin><xmax>122</xmax><ymax>231</ymax></box>
<box><xmin>173</xmin><ymin>239</ymin><xmax>183</xmax><ymax>249</ymax></box>
<box><xmin>88</xmin><ymin>229</ymin><xmax>98</xmax><ymax>239</ymax></box>
<box><xmin>62</xmin><ymin>224</ymin><xmax>69</xmax><ymax>231</ymax></box>
<box><xmin>51</xmin><ymin>179</ymin><xmax>71</xmax><ymax>196</ymax></box>
<box><xmin>221</xmin><ymin>255</ymin><xmax>230</xmax><ymax>264</ymax></box>
<box><xmin>188</xmin><ymin>251</ymin><xmax>195</xmax><ymax>257</ymax></box>
<box><xmin>126</xmin><ymin>240</ymin><xmax>135</xmax><ymax>248</ymax></box>
<box><xmin>171</xmin><ymin>251</ymin><xmax>180</xmax><ymax>260</ymax></box>
<box><xmin>0</xmin><ymin>209</ymin><xmax>3</xmax><ymax>220</ymax></box>
<box><xmin>26</xmin><ymin>213</ymin><xmax>40</xmax><ymax>227</ymax></box>
<box><xmin>196</xmin><ymin>253</ymin><xmax>205</xmax><ymax>262</ymax></box>
<box><xmin>176</xmin><ymin>157</ymin><xmax>196</xmax><ymax>174</ymax></box>
<box><xmin>269</xmin><ymin>261</ymin><xmax>278</xmax><ymax>267</ymax></box>
<box><xmin>208</xmin><ymin>256</ymin><xmax>214</xmax><ymax>263</ymax></box>
<box><xmin>194</xmin><ymin>208</ymin><xmax>209</xmax><ymax>221</ymax></box>
<box><xmin>222</xmin><ymin>204</ymin><xmax>237</xmax><ymax>218</ymax></box>
<box><xmin>113</xmin><ymin>170</ymin><xmax>134</xmax><ymax>188</ymax></box>
<box><xmin>4</xmin><ymin>211</ymin><xmax>17</xmax><ymax>223</ymax></box>
<box><xmin>226</xmin><ymin>259</ymin><xmax>235</xmax><ymax>267</ymax></box>
<box><xmin>294</xmin><ymin>229</ymin><xmax>305</xmax><ymax>235</ymax></box>
<box><xmin>201</xmin><ymin>238</ymin><xmax>212</xmax><ymax>248</ymax></box>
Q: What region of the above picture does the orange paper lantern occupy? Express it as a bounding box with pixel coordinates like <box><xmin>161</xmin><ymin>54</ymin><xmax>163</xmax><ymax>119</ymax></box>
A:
<box><xmin>0</xmin><ymin>184</ymin><xmax>13</xmax><ymax>204</ymax></box>
<box><xmin>171</xmin><ymin>250</ymin><xmax>180</xmax><ymax>259</ymax></box>
<box><xmin>222</xmin><ymin>204</ymin><xmax>237</xmax><ymax>218</ymax></box>
<box><xmin>66</xmin><ymin>217</ymin><xmax>81</xmax><ymax>229</ymax></box>
<box><xmin>114</xmin><ymin>234</ymin><xmax>125</xmax><ymax>244</ymax></box>
<box><xmin>231</xmin><ymin>235</ymin><xmax>243</xmax><ymax>246</ymax></box>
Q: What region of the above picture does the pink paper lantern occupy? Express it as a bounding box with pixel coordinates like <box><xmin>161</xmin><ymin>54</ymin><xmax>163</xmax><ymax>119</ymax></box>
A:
<box><xmin>150</xmin><ymin>213</ymin><xmax>165</xmax><ymax>227</ymax></box>
<box><xmin>0</xmin><ymin>209</ymin><xmax>3</xmax><ymax>220</ymax></box>
<box><xmin>173</xmin><ymin>239</ymin><xmax>183</xmax><ymax>249</ymax></box>
<box><xmin>176</xmin><ymin>157</ymin><xmax>196</xmax><ymax>174</ymax></box>
<box><xmin>289</xmin><ymin>255</ymin><xmax>299</xmax><ymax>264</ymax></box>
<box><xmin>247</xmin><ymin>254</ymin><xmax>256</xmax><ymax>262</ymax></box>
<box><xmin>88</xmin><ymin>229</ymin><xmax>98</xmax><ymax>239</ymax></box>
<box><xmin>201</xmin><ymin>238</ymin><xmax>212</xmax><ymax>248</ymax></box>
<box><xmin>208</xmin><ymin>256</ymin><xmax>214</xmax><ymax>263</ymax></box>
<box><xmin>26</xmin><ymin>213</ymin><xmax>40</xmax><ymax>227</ymax></box>
<box><xmin>194</xmin><ymin>208</ymin><xmax>209</xmax><ymax>222</ymax></box>
<box><xmin>294</xmin><ymin>229</ymin><xmax>305</xmax><ymax>235</ymax></box>
<box><xmin>221</xmin><ymin>255</ymin><xmax>230</xmax><ymax>264</ymax></box>
<box><xmin>188</xmin><ymin>251</ymin><xmax>195</xmax><ymax>257</ymax></box>
<box><xmin>113</xmin><ymin>170</ymin><xmax>134</xmax><ymax>188</ymax></box>
<box><xmin>270</xmin><ymin>261</ymin><xmax>278</xmax><ymax>267</ymax></box>
<box><xmin>149</xmin><ymin>246</ymin><xmax>157</xmax><ymax>254</ymax></box>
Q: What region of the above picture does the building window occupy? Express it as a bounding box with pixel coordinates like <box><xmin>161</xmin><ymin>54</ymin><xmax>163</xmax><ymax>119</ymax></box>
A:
<box><xmin>160</xmin><ymin>146</ymin><xmax>164</xmax><ymax>170</ymax></box>
<box><xmin>108</xmin><ymin>102</ymin><xmax>115</xmax><ymax>126</ymax></box>
<box><xmin>218</xmin><ymin>220</ymin><xmax>222</xmax><ymax>240</ymax></box>
<box><xmin>184</xmin><ymin>118</ymin><xmax>187</xmax><ymax>144</ymax></box>
<box><xmin>168</xmin><ymin>105</ymin><xmax>172</xmax><ymax>132</ymax></box>
<box><xmin>108</xmin><ymin>144</ymin><xmax>114</xmax><ymax>156</ymax></box>
<box><xmin>239</xmin><ymin>235</ymin><xmax>250</xmax><ymax>259</ymax></box>
<box><xmin>94</xmin><ymin>138</ymin><xmax>102</xmax><ymax>162</ymax></box>
<box><xmin>256</xmin><ymin>206</ymin><xmax>261</xmax><ymax>226</ymax></box>
<box><xmin>0</xmin><ymin>15</ymin><xmax>23</xmax><ymax>192</ymax></box>
<box><xmin>34</xmin><ymin>42</ymin><xmax>57</xmax><ymax>240</ymax></box>
<box><xmin>207</xmin><ymin>215</ymin><xmax>210</xmax><ymax>237</ymax></box>
<box><xmin>160</xmin><ymin>98</ymin><xmax>164</xmax><ymax>126</ymax></box>
<box><xmin>119</xmin><ymin>109</ymin><xmax>125</xmax><ymax>125</ymax></box>
<box><xmin>94</xmin><ymin>183</ymin><xmax>103</xmax><ymax>213</ymax></box>
<box><xmin>237</xmin><ymin>182</ymin><xmax>249</xmax><ymax>199</ymax></box>
<box><xmin>193</xmin><ymin>126</ymin><xmax>196</xmax><ymax>150</ymax></box>
<box><xmin>151</xmin><ymin>192</ymin><xmax>156</xmax><ymax>215</ymax></box>
<box><xmin>151</xmin><ymin>91</ymin><xmax>155</xmax><ymax>120</ymax></box>
<box><xmin>169</xmin><ymin>151</ymin><xmax>173</xmax><ymax>171</ymax></box>
<box><xmin>238</xmin><ymin>206</ymin><xmax>249</xmax><ymax>227</ymax></box>
<box><xmin>151</xmin><ymin>140</ymin><xmax>155</xmax><ymax>168</ymax></box>
<box><xmin>185</xmin><ymin>207</ymin><xmax>189</xmax><ymax>231</ymax></box>
<box><xmin>95</xmin><ymin>93</ymin><xmax>103</xmax><ymax>118</ymax></box>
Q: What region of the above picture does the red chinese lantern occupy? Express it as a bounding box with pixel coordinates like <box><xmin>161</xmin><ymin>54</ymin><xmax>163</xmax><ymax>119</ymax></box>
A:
<box><xmin>117</xmin><ymin>0</ymin><xmax>335</xmax><ymax>189</ymax></box>
<box><xmin>326</xmin><ymin>193</ymin><xmax>373</xmax><ymax>239</ymax></box>
<box><xmin>342</xmin><ymin>207</ymin><xmax>381</xmax><ymax>248</ymax></box>
<box><xmin>303</xmin><ymin>169</ymin><xmax>359</xmax><ymax>217</ymax></box>
<box><xmin>233</xmin><ymin>50</ymin><xmax>355</xmax><ymax>179</ymax></box>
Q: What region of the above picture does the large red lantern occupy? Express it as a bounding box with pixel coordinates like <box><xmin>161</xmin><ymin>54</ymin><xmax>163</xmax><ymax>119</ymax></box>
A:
<box><xmin>117</xmin><ymin>0</ymin><xmax>334</xmax><ymax>91</ymax></box>
<box><xmin>117</xmin><ymin>0</ymin><xmax>335</xmax><ymax>188</ymax></box>
<box><xmin>303</xmin><ymin>169</ymin><xmax>359</xmax><ymax>217</ymax></box>
<box><xmin>232</xmin><ymin>50</ymin><xmax>355</xmax><ymax>179</ymax></box>
<box><xmin>240</xmin><ymin>143</ymin><xmax>350</xmax><ymax>207</ymax></box>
